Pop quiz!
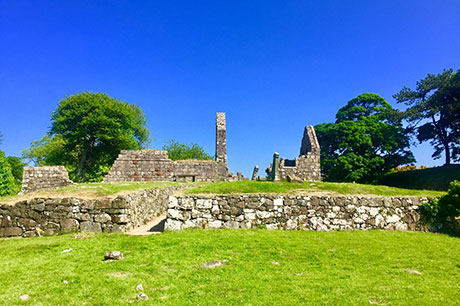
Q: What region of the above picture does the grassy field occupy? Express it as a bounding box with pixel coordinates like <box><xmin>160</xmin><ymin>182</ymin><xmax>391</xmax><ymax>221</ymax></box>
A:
<box><xmin>379</xmin><ymin>165</ymin><xmax>460</xmax><ymax>191</ymax></box>
<box><xmin>0</xmin><ymin>181</ymin><xmax>193</xmax><ymax>204</ymax></box>
<box><xmin>186</xmin><ymin>180</ymin><xmax>446</xmax><ymax>197</ymax></box>
<box><xmin>0</xmin><ymin>230</ymin><xmax>459</xmax><ymax>305</ymax></box>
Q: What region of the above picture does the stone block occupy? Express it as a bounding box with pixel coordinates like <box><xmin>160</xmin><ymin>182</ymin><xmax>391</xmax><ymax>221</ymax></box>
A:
<box><xmin>61</xmin><ymin>218</ymin><xmax>79</xmax><ymax>231</ymax></box>
<box><xmin>80</xmin><ymin>222</ymin><xmax>102</xmax><ymax>232</ymax></box>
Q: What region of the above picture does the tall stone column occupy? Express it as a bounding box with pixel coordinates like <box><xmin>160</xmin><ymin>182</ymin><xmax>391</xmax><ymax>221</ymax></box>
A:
<box><xmin>268</xmin><ymin>152</ymin><xmax>280</xmax><ymax>181</ymax></box>
<box><xmin>216</xmin><ymin>113</ymin><xmax>227</xmax><ymax>164</ymax></box>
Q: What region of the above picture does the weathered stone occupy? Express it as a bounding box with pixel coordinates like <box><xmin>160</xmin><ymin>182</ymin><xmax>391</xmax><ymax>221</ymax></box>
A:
<box><xmin>3</xmin><ymin>227</ymin><xmax>23</xmax><ymax>237</ymax></box>
<box><xmin>94</xmin><ymin>213</ymin><xmax>111</xmax><ymax>223</ymax></box>
<box><xmin>196</xmin><ymin>199</ymin><xmax>212</xmax><ymax>209</ymax></box>
<box><xmin>80</xmin><ymin>222</ymin><xmax>102</xmax><ymax>232</ymax></box>
<box><xmin>61</xmin><ymin>218</ymin><xmax>79</xmax><ymax>231</ymax></box>
<box><xmin>112</xmin><ymin>214</ymin><xmax>129</xmax><ymax>223</ymax></box>
<box><xmin>104</xmin><ymin>251</ymin><xmax>123</xmax><ymax>260</ymax></box>
<box><xmin>137</xmin><ymin>293</ymin><xmax>149</xmax><ymax>301</ymax></box>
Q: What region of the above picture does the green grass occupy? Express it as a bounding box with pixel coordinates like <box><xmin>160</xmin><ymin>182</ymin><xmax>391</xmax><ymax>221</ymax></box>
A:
<box><xmin>0</xmin><ymin>181</ymin><xmax>195</xmax><ymax>204</ymax></box>
<box><xmin>379</xmin><ymin>165</ymin><xmax>460</xmax><ymax>191</ymax></box>
<box><xmin>0</xmin><ymin>230</ymin><xmax>459</xmax><ymax>305</ymax></box>
<box><xmin>186</xmin><ymin>180</ymin><xmax>446</xmax><ymax>197</ymax></box>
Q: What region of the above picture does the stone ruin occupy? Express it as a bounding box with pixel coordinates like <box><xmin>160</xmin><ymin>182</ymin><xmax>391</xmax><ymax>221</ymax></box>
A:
<box><xmin>104</xmin><ymin>113</ymin><xmax>246</xmax><ymax>182</ymax></box>
<box><xmin>21</xmin><ymin>166</ymin><xmax>73</xmax><ymax>194</ymax></box>
<box><xmin>263</xmin><ymin>126</ymin><xmax>321</xmax><ymax>181</ymax></box>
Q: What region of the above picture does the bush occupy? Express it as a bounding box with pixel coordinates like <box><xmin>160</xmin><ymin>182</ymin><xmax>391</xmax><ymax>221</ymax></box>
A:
<box><xmin>419</xmin><ymin>180</ymin><xmax>460</xmax><ymax>230</ymax></box>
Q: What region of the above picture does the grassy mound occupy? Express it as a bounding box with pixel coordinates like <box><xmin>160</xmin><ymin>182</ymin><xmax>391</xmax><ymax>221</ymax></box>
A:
<box><xmin>0</xmin><ymin>181</ymin><xmax>191</xmax><ymax>205</ymax></box>
<box><xmin>0</xmin><ymin>230</ymin><xmax>459</xmax><ymax>305</ymax></box>
<box><xmin>379</xmin><ymin>165</ymin><xmax>460</xmax><ymax>191</ymax></box>
<box><xmin>186</xmin><ymin>181</ymin><xmax>445</xmax><ymax>197</ymax></box>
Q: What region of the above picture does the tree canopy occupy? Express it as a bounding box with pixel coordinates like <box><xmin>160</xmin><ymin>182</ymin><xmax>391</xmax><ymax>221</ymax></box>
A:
<box><xmin>163</xmin><ymin>139</ymin><xmax>213</xmax><ymax>161</ymax></box>
<box><xmin>315</xmin><ymin>93</ymin><xmax>414</xmax><ymax>183</ymax></box>
<box><xmin>23</xmin><ymin>92</ymin><xmax>151</xmax><ymax>182</ymax></box>
<box><xmin>394</xmin><ymin>69</ymin><xmax>460</xmax><ymax>165</ymax></box>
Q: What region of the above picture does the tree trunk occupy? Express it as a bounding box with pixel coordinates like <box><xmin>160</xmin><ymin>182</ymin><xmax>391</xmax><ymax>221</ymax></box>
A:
<box><xmin>431</xmin><ymin>114</ymin><xmax>451</xmax><ymax>166</ymax></box>
<box><xmin>75</xmin><ymin>148</ymin><xmax>88</xmax><ymax>182</ymax></box>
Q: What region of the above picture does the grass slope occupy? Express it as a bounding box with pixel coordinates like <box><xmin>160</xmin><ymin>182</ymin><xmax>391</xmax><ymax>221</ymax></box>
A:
<box><xmin>379</xmin><ymin>165</ymin><xmax>460</xmax><ymax>191</ymax></box>
<box><xmin>186</xmin><ymin>181</ymin><xmax>445</xmax><ymax>197</ymax></box>
<box><xmin>0</xmin><ymin>230</ymin><xmax>459</xmax><ymax>305</ymax></box>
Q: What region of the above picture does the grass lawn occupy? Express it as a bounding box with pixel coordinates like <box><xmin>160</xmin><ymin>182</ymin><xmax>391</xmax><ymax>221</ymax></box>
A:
<box><xmin>186</xmin><ymin>181</ymin><xmax>446</xmax><ymax>197</ymax></box>
<box><xmin>0</xmin><ymin>230</ymin><xmax>459</xmax><ymax>305</ymax></box>
<box><xmin>0</xmin><ymin>181</ymin><xmax>195</xmax><ymax>205</ymax></box>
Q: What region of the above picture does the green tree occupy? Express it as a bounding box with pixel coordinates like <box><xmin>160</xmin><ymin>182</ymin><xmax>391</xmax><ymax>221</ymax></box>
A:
<box><xmin>315</xmin><ymin>93</ymin><xmax>414</xmax><ymax>183</ymax></box>
<box><xmin>6</xmin><ymin>156</ymin><xmax>26</xmax><ymax>183</ymax></box>
<box><xmin>21</xmin><ymin>134</ymin><xmax>69</xmax><ymax>167</ymax></box>
<box><xmin>23</xmin><ymin>92</ymin><xmax>151</xmax><ymax>182</ymax></box>
<box><xmin>394</xmin><ymin>69</ymin><xmax>460</xmax><ymax>165</ymax></box>
<box><xmin>0</xmin><ymin>150</ymin><xmax>16</xmax><ymax>196</ymax></box>
<box><xmin>163</xmin><ymin>139</ymin><xmax>213</xmax><ymax>161</ymax></box>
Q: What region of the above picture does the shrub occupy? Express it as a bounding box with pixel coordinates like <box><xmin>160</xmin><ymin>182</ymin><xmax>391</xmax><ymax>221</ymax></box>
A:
<box><xmin>419</xmin><ymin>180</ymin><xmax>460</xmax><ymax>230</ymax></box>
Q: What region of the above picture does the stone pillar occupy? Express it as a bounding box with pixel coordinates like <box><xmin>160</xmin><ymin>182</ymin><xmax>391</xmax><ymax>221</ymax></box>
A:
<box><xmin>216</xmin><ymin>113</ymin><xmax>227</xmax><ymax>164</ymax></box>
<box><xmin>251</xmin><ymin>165</ymin><xmax>259</xmax><ymax>180</ymax></box>
<box><xmin>269</xmin><ymin>152</ymin><xmax>280</xmax><ymax>181</ymax></box>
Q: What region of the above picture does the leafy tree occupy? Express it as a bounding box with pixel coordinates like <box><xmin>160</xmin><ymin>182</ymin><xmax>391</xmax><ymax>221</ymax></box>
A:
<box><xmin>6</xmin><ymin>156</ymin><xmax>26</xmax><ymax>183</ymax></box>
<box><xmin>0</xmin><ymin>150</ymin><xmax>16</xmax><ymax>196</ymax></box>
<box><xmin>163</xmin><ymin>139</ymin><xmax>213</xmax><ymax>161</ymax></box>
<box><xmin>394</xmin><ymin>69</ymin><xmax>460</xmax><ymax>165</ymax></box>
<box><xmin>23</xmin><ymin>92</ymin><xmax>151</xmax><ymax>182</ymax></box>
<box><xmin>315</xmin><ymin>93</ymin><xmax>414</xmax><ymax>183</ymax></box>
<box><xmin>22</xmin><ymin>134</ymin><xmax>69</xmax><ymax>167</ymax></box>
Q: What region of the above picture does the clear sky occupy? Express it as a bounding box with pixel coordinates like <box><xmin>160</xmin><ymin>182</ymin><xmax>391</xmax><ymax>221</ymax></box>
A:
<box><xmin>1</xmin><ymin>0</ymin><xmax>459</xmax><ymax>177</ymax></box>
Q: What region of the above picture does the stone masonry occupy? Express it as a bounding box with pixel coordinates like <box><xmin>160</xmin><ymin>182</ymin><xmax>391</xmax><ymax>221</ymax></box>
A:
<box><xmin>266</xmin><ymin>126</ymin><xmax>321</xmax><ymax>181</ymax></box>
<box><xmin>21</xmin><ymin>166</ymin><xmax>73</xmax><ymax>194</ymax></box>
<box><xmin>104</xmin><ymin>113</ymin><xmax>236</xmax><ymax>182</ymax></box>
<box><xmin>165</xmin><ymin>194</ymin><xmax>426</xmax><ymax>231</ymax></box>
<box><xmin>0</xmin><ymin>186</ymin><xmax>180</xmax><ymax>238</ymax></box>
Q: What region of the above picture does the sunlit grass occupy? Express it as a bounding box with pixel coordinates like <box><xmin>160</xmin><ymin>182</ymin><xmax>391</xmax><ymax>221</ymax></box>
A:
<box><xmin>186</xmin><ymin>180</ymin><xmax>446</xmax><ymax>197</ymax></box>
<box><xmin>0</xmin><ymin>230</ymin><xmax>459</xmax><ymax>305</ymax></box>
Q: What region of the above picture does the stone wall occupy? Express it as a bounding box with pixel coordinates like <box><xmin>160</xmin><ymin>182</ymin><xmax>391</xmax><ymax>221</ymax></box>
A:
<box><xmin>165</xmin><ymin>194</ymin><xmax>427</xmax><ymax>231</ymax></box>
<box><xmin>103</xmin><ymin>150</ymin><xmax>229</xmax><ymax>182</ymax></box>
<box><xmin>0</xmin><ymin>186</ymin><xmax>179</xmax><ymax>238</ymax></box>
<box><xmin>21</xmin><ymin>166</ymin><xmax>73</xmax><ymax>194</ymax></box>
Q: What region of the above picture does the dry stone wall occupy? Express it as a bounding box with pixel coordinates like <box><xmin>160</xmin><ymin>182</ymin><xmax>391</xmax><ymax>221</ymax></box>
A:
<box><xmin>21</xmin><ymin>166</ymin><xmax>73</xmax><ymax>194</ymax></box>
<box><xmin>104</xmin><ymin>149</ymin><xmax>229</xmax><ymax>182</ymax></box>
<box><xmin>165</xmin><ymin>194</ymin><xmax>427</xmax><ymax>231</ymax></box>
<box><xmin>0</xmin><ymin>186</ymin><xmax>179</xmax><ymax>238</ymax></box>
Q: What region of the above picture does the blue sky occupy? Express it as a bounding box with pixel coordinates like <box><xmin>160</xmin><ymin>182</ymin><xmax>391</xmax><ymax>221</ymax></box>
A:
<box><xmin>1</xmin><ymin>0</ymin><xmax>459</xmax><ymax>177</ymax></box>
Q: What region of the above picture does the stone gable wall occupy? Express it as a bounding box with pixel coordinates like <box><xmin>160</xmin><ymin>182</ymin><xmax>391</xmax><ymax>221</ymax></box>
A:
<box><xmin>267</xmin><ymin>126</ymin><xmax>321</xmax><ymax>181</ymax></box>
<box><xmin>0</xmin><ymin>186</ymin><xmax>180</xmax><ymax>238</ymax></box>
<box><xmin>165</xmin><ymin>194</ymin><xmax>427</xmax><ymax>231</ymax></box>
<box><xmin>21</xmin><ymin>166</ymin><xmax>73</xmax><ymax>194</ymax></box>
